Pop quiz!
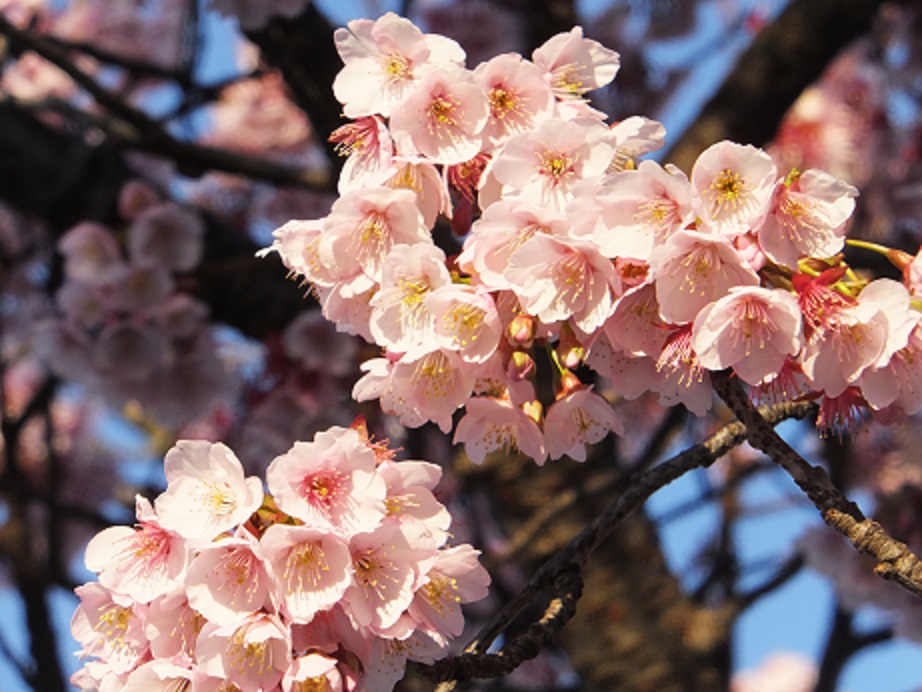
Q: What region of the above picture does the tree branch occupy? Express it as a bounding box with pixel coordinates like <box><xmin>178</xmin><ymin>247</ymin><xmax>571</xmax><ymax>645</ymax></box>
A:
<box><xmin>0</xmin><ymin>15</ymin><xmax>331</xmax><ymax>190</ymax></box>
<box><xmin>711</xmin><ymin>371</ymin><xmax>922</xmax><ymax>600</ymax></box>
<box><xmin>419</xmin><ymin>398</ymin><xmax>817</xmax><ymax>685</ymax></box>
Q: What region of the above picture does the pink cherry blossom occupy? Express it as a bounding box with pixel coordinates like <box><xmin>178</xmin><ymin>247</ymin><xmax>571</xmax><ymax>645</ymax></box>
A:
<box><xmin>195</xmin><ymin>612</ymin><xmax>292</xmax><ymax>691</ymax></box>
<box><xmin>84</xmin><ymin>496</ymin><xmax>186</xmax><ymax>604</ymax></box>
<box><xmin>265</xmin><ymin>426</ymin><xmax>387</xmax><ymax>534</ymax></box>
<box><xmin>320</xmin><ymin>187</ymin><xmax>432</xmax><ymax>291</ymax></box>
<box><xmin>604</xmin><ymin>281</ymin><xmax>670</xmax><ymax>358</ymax></box>
<box><xmin>122</xmin><ymin>660</ymin><xmax>195</xmax><ymax>692</ymax></box>
<box><xmin>491</xmin><ymin>117</ymin><xmax>617</xmax><ymax>209</ymax></box>
<box><xmin>457</xmin><ymin>199</ymin><xmax>569</xmax><ymax>291</ymax></box>
<box><xmin>606</xmin><ymin>116</ymin><xmax>667</xmax><ymax>173</ymax></box>
<box><xmin>260</xmin><ymin>523</ymin><xmax>353</xmax><ymax>623</ymax></box>
<box><xmin>424</xmin><ymin>283</ymin><xmax>502</xmax><ymax>363</ymax></box>
<box><xmin>860</xmin><ymin>321</ymin><xmax>922</xmax><ymax>415</ymax></box>
<box><xmin>144</xmin><ymin>589</ymin><xmax>204</xmax><ymax>660</ymax></box>
<box><xmin>532</xmin><ymin>26</ymin><xmax>620</xmax><ymax>100</ymax></box>
<box><xmin>473</xmin><ymin>52</ymin><xmax>555</xmax><ymax>149</ymax></box>
<box><xmin>260</xmin><ymin>218</ymin><xmax>337</xmax><ymax>288</ymax></box>
<box><xmin>389</xmin><ymin>66</ymin><xmax>489</xmax><ymax>165</ymax></box>
<box><xmin>71</xmin><ymin>582</ymin><xmax>149</xmax><ymax>675</ymax></box>
<box><xmin>368</xmin><ymin>243</ymin><xmax>452</xmax><ymax>357</ymax></box>
<box><xmin>333</xmin><ymin>12</ymin><xmax>465</xmax><ymax>118</ymax></box>
<box><xmin>343</xmin><ymin>522</ymin><xmax>428</xmax><ymax>632</ymax></box>
<box><xmin>691</xmin><ymin>140</ymin><xmax>778</xmax><ymax>236</ymax></box>
<box><xmin>759</xmin><ymin>168</ymin><xmax>858</xmax><ymax>268</ymax></box>
<box><xmin>360</xmin><ymin>629</ymin><xmax>446</xmax><ymax>692</ymax></box>
<box><xmin>587</xmin><ymin>334</ymin><xmax>662</xmax><ymax>400</ymax></box>
<box><xmin>506</xmin><ymin>234</ymin><xmax>620</xmax><ymax>334</ymax></box>
<box><xmin>58</xmin><ymin>221</ymin><xmax>124</xmax><ymax>285</ymax></box>
<box><xmin>571</xmin><ymin>159</ymin><xmax>694</xmax><ymax>261</ymax></box>
<box><xmin>653</xmin><ymin>324</ymin><xmax>714</xmax><ymax>415</ymax></box>
<box><xmin>377</xmin><ymin>459</ymin><xmax>451</xmax><ymax>544</ymax></box>
<box><xmin>797</xmin><ymin>278</ymin><xmax>906</xmax><ymax>398</ymax></box>
<box><xmin>453</xmin><ymin>395</ymin><xmax>547</xmax><ymax>465</ymax></box>
<box><xmin>184</xmin><ymin>528</ymin><xmax>275</xmax><ymax>625</ymax></box>
<box><xmin>651</xmin><ymin>229</ymin><xmax>760</xmax><ymax>324</ymax></box>
<box><xmin>329</xmin><ymin>115</ymin><xmax>394</xmax><ymax>193</ymax></box>
<box><xmin>544</xmin><ymin>388</ymin><xmax>624</xmax><ymax>461</ymax></box>
<box><xmin>283</xmin><ymin>652</ymin><xmax>343</xmax><ymax>692</ymax></box>
<box><xmin>691</xmin><ymin>286</ymin><xmax>804</xmax><ymax>386</ymax></box>
<box><xmin>353</xmin><ymin>349</ymin><xmax>478</xmax><ymax>433</ymax></box>
<box><xmin>154</xmin><ymin>440</ymin><xmax>264</xmax><ymax>541</ymax></box>
<box><xmin>409</xmin><ymin>544</ymin><xmax>491</xmax><ymax>639</ymax></box>
<box><xmin>384</xmin><ymin>157</ymin><xmax>451</xmax><ymax>229</ymax></box>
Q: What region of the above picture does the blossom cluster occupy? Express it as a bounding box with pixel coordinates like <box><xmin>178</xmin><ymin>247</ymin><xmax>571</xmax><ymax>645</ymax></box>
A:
<box><xmin>70</xmin><ymin>422</ymin><xmax>490</xmax><ymax>691</ymax></box>
<box><xmin>264</xmin><ymin>13</ymin><xmax>922</xmax><ymax>465</ymax></box>
<box><xmin>35</xmin><ymin>182</ymin><xmax>240</xmax><ymax>426</ymax></box>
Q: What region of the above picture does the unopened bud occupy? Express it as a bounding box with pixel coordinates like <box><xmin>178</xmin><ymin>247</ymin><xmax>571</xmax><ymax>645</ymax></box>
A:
<box><xmin>557</xmin><ymin>371</ymin><xmax>583</xmax><ymax>398</ymax></box>
<box><xmin>507</xmin><ymin>313</ymin><xmax>536</xmax><ymax>348</ymax></box>
<box><xmin>508</xmin><ymin>350</ymin><xmax>535</xmax><ymax>381</ymax></box>
<box><xmin>522</xmin><ymin>399</ymin><xmax>543</xmax><ymax>424</ymax></box>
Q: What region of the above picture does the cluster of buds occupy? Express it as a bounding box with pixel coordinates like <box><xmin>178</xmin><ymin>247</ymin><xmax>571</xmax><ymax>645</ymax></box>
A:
<box><xmin>70</xmin><ymin>421</ymin><xmax>490</xmax><ymax>691</ymax></box>
<box><xmin>265</xmin><ymin>13</ymin><xmax>922</xmax><ymax>463</ymax></box>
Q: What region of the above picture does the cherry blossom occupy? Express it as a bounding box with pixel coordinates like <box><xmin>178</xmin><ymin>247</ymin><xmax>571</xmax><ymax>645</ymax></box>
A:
<box><xmin>691</xmin><ymin>286</ymin><xmax>804</xmax><ymax>386</ymax></box>
<box><xmin>368</xmin><ymin>243</ymin><xmax>452</xmax><ymax>357</ymax></box>
<box><xmin>195</xmin><ymin>612</ymin><xmax>292</xmax><ymax>691</ymax></box>
<box><xmin>491</xmin><ymin>117</ymin><xmax>617</xmax><ymax>210</ymax></box>
<box><xmin>474</xmin><ymin>52</ymin><xmax>555</xmax><ymax>149</ymax></box>
<box><xmin>154</xmin><ymin>440</ymin><xmax>263</xmax><ymax>541</ymax></box>
<box><xmin>571</xmin><ymin>159</ymin><xmax>695</xmax><ymax>261</ymax></box>
<box><xmin>453</xmin><ymin>395</ymin><xmax>547</xmax><ymax>465</ymax></box>
<box><xmin>389</xmin><ymin>66</ymin><xmax>489</xmax><ymax>165</ymax></box>
<box><xmin>83</xmin><ymin>496</ymin><xmax>186</xmax><ymax>604</ymax></box>
<box><xmin>266</xmin><ymin>426</ymin><xmax>387</xmax><ymax>534</ymax></box>
<box><xmin>651</xmin><ymin>229</ymin><xmax>760</xmax><ymax>324</ymax></box>
<box><xmin>544</xmin><ymin>387</ymin><xmax>624</xmax><ymax>461</ymax></box>
<box><xmin>260</xmin><ymin>523</ymin><xmax>353</xmax><ymax>623</ymax></box>
<box><xmin>531</xmin><ymin>25</ymin><xmax>621</xmax><ymax>100</ymax></box>
<box><xmin>759</xmin><ymin>168</ymin><xmax>858</xmax><ymax>268</ymax></box>
<box><xmin>691</xmin><ymin>140</ymin><xmax>778</xmax><ymax>236</ymax></box>
<box><xmin>506</xmin><ymin>233</ymin><xmax>620</xmax><ymax>334</ymax></box>
<box><xmin>333</xmin><ymin>12</ymin><xmax>465</xmax><ymax>118</ymax></box>
<box><xmin>184</xmin><ymin>528</ymin><xmax>275</xmax><ymax>625</ymax></box>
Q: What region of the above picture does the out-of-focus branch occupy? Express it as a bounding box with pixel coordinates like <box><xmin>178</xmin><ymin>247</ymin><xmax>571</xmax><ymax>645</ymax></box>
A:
<box><xmin>0</xmin><ymin>14</ymin><xmax>331</xmax><ymax>190</ymax></box>
<box><xmin>419</xmin><ymin>397</ymin><xmax>817</xmax><ymax>686</ymax></box>
<box><xmin>244</xmin><ymin>4</ymin><xmax>344</xmax><ymax>164</ymax></box>
<box><xmin>664</xmin><ymin>0</ymin><xmax>889</xmax><ymax>172</ymax></box>
<box><xmin>712</xmin><ymin>371</ymin><xmax>922</xmax><ymax>600</ymax></box>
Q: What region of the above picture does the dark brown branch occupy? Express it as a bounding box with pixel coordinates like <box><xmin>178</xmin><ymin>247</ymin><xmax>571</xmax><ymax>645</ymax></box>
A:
<box><xmin>419</xmin><ymin>398</ymin><xmax>817</xmax><ymax>686</ymax></box>
<box><xmin>421</xmin><ymin>567</ymin><xmax>583</xmax><ymax>688</ymax></box>
<box><xmin>711</xmin><ymin>370</ymin><xmax>922</xmax><ymax>600</ymax></box>
<box><xmin>0</xmin><ymin>15</ymin><xmax>331</xmax><ymax>189</ymax></box>
<box><xmin>738</xmin><ymin>555</ymin><xmax>805</xmax><ymax>610</ymax></box>
<box><xmin>244</xmin><ymin>4</ymin><xmax>344</xmax><ymax>164</ymax></box>
<box><xmin>664</xmin><ymin>0</ymin><xmax>889</xmax><ymax>172</ymax></box>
